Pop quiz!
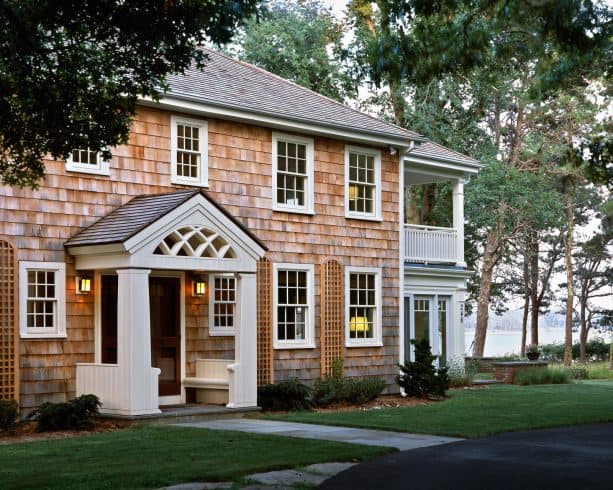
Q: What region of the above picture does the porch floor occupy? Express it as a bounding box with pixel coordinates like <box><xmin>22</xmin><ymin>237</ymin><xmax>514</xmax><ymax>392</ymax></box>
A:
<box><xmin>99</xmin><ymin>404</ymin><xmax>260</xmax><ymax>425</ymax></box>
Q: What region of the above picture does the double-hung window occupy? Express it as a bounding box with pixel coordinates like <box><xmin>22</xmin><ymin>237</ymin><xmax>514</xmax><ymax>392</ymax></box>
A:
<box><xmin>171</xmin><ymin>115</ymin><xmax>208</xmax><ymax>186</ymax></box>
<box><xmin>19</xmin><ymin>262</ymin><xmax>66</xmax><ymax>338</ymax></box>
<box><xmin>273</xmin><ymin>263</ymin><xmax>315</xmax><ymax>348</ymax></box>
<box><xmin>66</xmin><ymin>148</ymin><xmax>110</xmax><ymax>176</ymax></box>
<box><xmin>209</xmin><ymin>274</ymin><xmax>236</xmax><ymax>336</ymax></box>
<box><xmin>345</xmin><ymin>146</ymin><xmax>381</xmax><ymax>220</ymax></box>
<box><xmin>272</xmin><ymin>132</ymin><xmax>314</xmax><ymax>214</ymax></box>
<box><xmin>345</xmin><ymin>266</ymin><xmax>382</xmax><ymax>347</ymax></box>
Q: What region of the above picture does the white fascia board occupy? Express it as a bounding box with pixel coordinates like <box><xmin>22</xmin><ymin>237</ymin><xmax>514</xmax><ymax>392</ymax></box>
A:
<box><xmin>124</xmin><ymin>193</ymin><xmax>266</xmax><ymax>260</ymax></box>
<box><xmin>404</xmin><ymin>154</ymin><xmax>481</xmax><ymax>175</ymax></box>
<box><xmin>404</xmin><ymin>265</ymin><xmax>474</xmax><ymax>279</ymax></box>
<box><xmin>138</xmin><ymin>96</ymin><xmax>416</xmax><ymax>150</ymax></box>
<box><xmin>66</xmin><ymin>243</ymin><xmax>126</xmax><ymax>256</ymax></box>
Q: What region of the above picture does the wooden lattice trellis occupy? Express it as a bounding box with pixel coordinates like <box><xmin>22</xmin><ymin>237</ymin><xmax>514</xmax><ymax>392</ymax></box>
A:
<box><xmin>256</xmin><ymin>257</ymin><xmax>273</xmax><ymax>386</ymax></box>
<box><xmin>320</xmin><ymin>259</ymin><xmax>344</xmax><ymax>377</ymax></box>
<box><xmin>0</xmin><ymin>239</ymin><xmax>18</xmax><ymax>401</ymax></box>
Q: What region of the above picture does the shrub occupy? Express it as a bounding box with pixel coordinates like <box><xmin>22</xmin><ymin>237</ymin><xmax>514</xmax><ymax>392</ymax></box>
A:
<box><xmin>514</xmin><ymin>367</ymin><xmax>571</xmax><ymax>386</ymax></box>
<box><xmin>312</xmin><ymin>359</ymin><xmax>384</xmax><ymax>406</ymax></box>
<box><xmin>257</xmin><ymin>378</ymin><xmax>312</xmax><ymax>411</ymax></box>
<box><xmin>567</xmin><ymin>365</ymin><xmax>589</xmax><ymax>380</ymax></box>
<box><xmin>447</xmin><ymin>356</ymin><xmax>479</xmax><ymax>387</ymax></box>
<box><xmin>540</xmin><ymin>339</ymin><xmax>611</xmax><ymax>363</ymax></box>
<box><xmin>585</xmin><ymin>363</ymin><xmax>613</xmax><ymax>380</ymax></box>
<box><xmin>28</xmin><ymin>394</ymin><xmax>101</xmax><ymax>431</ymax></box>
<box><xmin>397</xmin><ymin>339</ymin><xmax>449</xmax><ymax>398</ymax></box>
<box><xmin>0</xmin><ymin>399</ymin><xmax>19</xmax><ymax>432</ymax></box>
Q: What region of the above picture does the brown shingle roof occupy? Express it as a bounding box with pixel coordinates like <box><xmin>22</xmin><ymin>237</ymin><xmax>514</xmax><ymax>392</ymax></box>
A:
<box><xmin>164</xmin><ymin>49</ymin><xmax>422</xmax><ymax>142</ymax></box>
<box><xmin>65</xmin><ymin>189</ymin><xmax>267</xmax><ymax>250</ymax></box>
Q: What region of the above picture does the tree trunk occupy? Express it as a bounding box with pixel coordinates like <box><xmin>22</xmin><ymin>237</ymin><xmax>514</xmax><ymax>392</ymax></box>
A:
<box><xmin>510</xmin><ymin>99</ymin><xmax>525</xmax><ymax>167</ymax></box>
<box><xmin>520</xmin><ymin>249</ymin><xmax>530</xmax><ymax>357</ymax></box>
<box><xmin>579</xmin><ymin>299</ymin><xmax>589</xmax><ymax>363</ymax></box>
<box><xmin>529</xmin><ymin>233</ymin><xmax>539</xmax><ymax>345</ymax></box>
<box><xmin>472</xmin><ymin>228</ymin><xmax>501</xmax><ymax>357</ymax></box>
<box><xmin>563</xmin><ymin>189</ymin><xmax>575</xmax><ymax>367</ymax></box>
<box><xmin>390</xmin><ymin>79</ymin><xmax>404</xmax><ymax>126</ymax></box>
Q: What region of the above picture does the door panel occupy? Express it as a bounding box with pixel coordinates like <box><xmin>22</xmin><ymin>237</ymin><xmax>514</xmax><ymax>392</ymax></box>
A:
<box><xmin>149</xmin><ymin>277</ymin><xmax>181</xmax><ymax>397</ymax></box>
<box><xmin>101</xmin><ymin>275</ymin><xmax>118</xmax><ymax>364</ymax></box>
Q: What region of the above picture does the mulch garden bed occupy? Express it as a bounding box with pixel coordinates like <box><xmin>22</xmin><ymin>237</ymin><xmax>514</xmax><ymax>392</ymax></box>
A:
<box><xmin>0</xmin><ymin>418</ymin><xmax>132</xmax><ymax>445</ymax></box>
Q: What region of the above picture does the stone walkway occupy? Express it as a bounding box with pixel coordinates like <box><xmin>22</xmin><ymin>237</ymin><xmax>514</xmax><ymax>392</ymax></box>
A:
<box><xmin>176</xmin><ymin>419</ymin><xmax>461</xmax><ymax>451</ymax></box>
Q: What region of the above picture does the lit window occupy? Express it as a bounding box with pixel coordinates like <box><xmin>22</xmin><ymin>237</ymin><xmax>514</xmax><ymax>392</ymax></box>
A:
<box><xmin>209</xmin><ymin>275</ymin><xmax>236</xmax><ymax>336</ymax></box>
<box><xmin>345</xmin><ymin>267</ymin><xmax>382</xmax><ymax>347</ymax></box>
<box><xmin>273</xmin><ymin>264</ymin><xmax>315</xmax><ymax>348</ymax></box>
<box><xmin>171</xmin><ymin>115</ymin><xmax>208</xmax><ymax>186</ymax></box>
<box><xmin>19</xmin><ymin>262</ymin><xmax>66</xmax><ymax>338</ymax></box>
<box><xmin>272</xmin><ymin>132</ymin><xmax>314</xmax><ymax>214</ymax></box>
<box><xmin>66</xmin><ymin>148</ymin><xmax>110</xmax><ymax>175</ymax></box>
<box><xmin>345</xmin><ymin>146</ymin><xmax>381</xmax><ymax>220</ymax></box>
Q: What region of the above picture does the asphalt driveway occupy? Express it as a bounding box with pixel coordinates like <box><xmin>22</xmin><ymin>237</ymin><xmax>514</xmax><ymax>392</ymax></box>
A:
<box><xmin>320</xmin><ymin>423</ymin><xmax>613</xmax><ymax>490</ymax></box>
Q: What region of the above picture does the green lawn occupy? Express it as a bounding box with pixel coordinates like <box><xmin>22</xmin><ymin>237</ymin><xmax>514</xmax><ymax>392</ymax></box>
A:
<box><xmin>266</xmin><ymin>380</ymin><xmax>613</xmax><ymax>438</ymax></box>
<box><xmin>0</xmin><ymin>426</ymin><xmax>391</xmax><ymax>490</ymax></box>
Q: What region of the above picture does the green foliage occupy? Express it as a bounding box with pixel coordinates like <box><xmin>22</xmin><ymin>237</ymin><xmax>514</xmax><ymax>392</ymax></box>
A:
<box><xmin>257</xmin><ymin>378</ymin><xmax>312</xmax><ymax>411</ymax></box>
<box><xmin>234</xmin><ymin>0</ymin><xmax>354</xmax><ymax>102</ymax></box>
<box><xmin>551</xmin><ymin>362</ymin><xmax>613</xmax><ymax>380</ymax></box>
<box><xmin>447</xmin><ymin>356</ymin><xmax>478</xmax><ymax>387</ymax></box>
<box><xmin>397</xmin><ymin>339</ymin><xmax>450</xmax><ymax>397</ymax></box>
<box><xmin>566</xmin><ymin>366</ymin><xmax>589</xmax><ymax>380</ymax></box>
<box><xmin>513</xmin><ymin>367</ymin><xmax>571</xmax><ymax>386</ymax></box>
<box><xmin>540</xmin><ymin>339</ymin><xmax>611</xmax><ymax>363</ymax></box>
<box><xmin>0</xmin><ymin>0</ymin><xmax>261</xmax><ymax>187</ymax></box>
<box><xmin>0</xmin><ymin>399</ymin><xmax>19</xmax><ymax>432</ymax></box>
<box><xmin>313</xmin><ymin>359</ymin><xmax>384</xmax><ymax>406</ymax></box>
<box><xmin>28</xmin><ymin>394</ymin><xmax>101</xmax><ymax>431</ymax></box>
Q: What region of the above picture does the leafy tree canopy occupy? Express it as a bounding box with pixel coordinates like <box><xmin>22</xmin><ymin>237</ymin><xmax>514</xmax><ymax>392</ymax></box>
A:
<box><xmin>232</xmin><ymin>0</ymin><xmax>355</xmax><ymax>102</ymax></box>
<box><xmin>0</xmin><ymin>0</ymin><xmax>261</xmax><ymax>188</ymax></box>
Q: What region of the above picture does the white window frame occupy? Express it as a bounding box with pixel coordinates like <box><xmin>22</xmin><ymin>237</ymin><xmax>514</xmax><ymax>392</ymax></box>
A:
<box><xmin>345</xmin><ymin>266</ymin><xmax>383</xmax><ymax>348</ymax></box>
<box><xmin>66</xmin><ymin>149</ymin><xmax>111</xmax><ymax>176</ymax></box>
<box><xmin>19</xmin><ymin>261</ymin><xmax>67</xmax><ymax>339</ymax></box>
<box><xmin>208</xmin><ymin>273</ymin><xmax>236</xmax><ymax>337</ymax></box>
<box><xmin>344</xmin><ymin>145</ymin><xmax>382</xmax><ymax>221</ymax></box>
<box><xmin>171</xmin><ymin>115</ymin><xmax>208</xmax><ymax>187</ymax></box>
<box><xmin>272</xmin><ymin>132</ymin><xmax>315</xmax><ymax>215</ymax></box>
<box><xmin>273</xmin><ymin>263</ymin><xmax>315</xmax><ymax>349</ymax></box>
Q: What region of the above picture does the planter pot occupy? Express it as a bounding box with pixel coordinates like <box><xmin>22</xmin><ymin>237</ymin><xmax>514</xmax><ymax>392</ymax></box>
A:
<box><xmin>527</xmin><ymin>352</ymin><xmax>540</xmax><ymax>361</ymax></box>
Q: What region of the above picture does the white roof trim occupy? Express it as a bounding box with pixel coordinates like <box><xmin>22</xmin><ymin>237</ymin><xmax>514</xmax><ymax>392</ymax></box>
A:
<box><xmin>404</xmin><ymin>154</ymin><xmax>481</xmax><ymax>175</ymax></box>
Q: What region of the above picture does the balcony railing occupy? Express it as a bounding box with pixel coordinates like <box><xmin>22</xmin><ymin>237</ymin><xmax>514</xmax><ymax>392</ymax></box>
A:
<box><xmin>404</xmin><ymin>224</ymin><xmax>458</xmax><ymax>264</ymax></box>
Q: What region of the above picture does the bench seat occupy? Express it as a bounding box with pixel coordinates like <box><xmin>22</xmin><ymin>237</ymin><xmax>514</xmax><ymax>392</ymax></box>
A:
<box><xmin>183</xmin><ymin>359</ymin><xmax>233</xmax><ymax>405</ymax></box>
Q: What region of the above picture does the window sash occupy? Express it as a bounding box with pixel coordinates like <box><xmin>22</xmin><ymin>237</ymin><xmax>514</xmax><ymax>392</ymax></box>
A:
<box><xmin>272</xmin><ymin>133</ymin><xmax>314</xmax><ymax>213</ymax></box>
<box><xmin>345</xmin><ymin>146</ymin><xmax>381</xmax><ymax>219</ymax></box>
<box><xmin>171</xmin><ymin>116</ymin><xmax>208</xmax><ymax>186</ymax></box>
<box><xmin>348</xmin><ymin>272</ymin><xmax>376</xmax><ymax>340</ymax></box>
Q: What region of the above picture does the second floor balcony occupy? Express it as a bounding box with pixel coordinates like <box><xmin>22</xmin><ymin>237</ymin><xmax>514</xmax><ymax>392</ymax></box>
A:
<box><xmin>404</xmin><ymin>224</ymin><xmax>459</xmax><ymax>265</ymax></box>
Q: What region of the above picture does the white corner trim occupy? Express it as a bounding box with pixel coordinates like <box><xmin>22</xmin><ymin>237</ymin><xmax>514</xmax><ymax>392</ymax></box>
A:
<box><xmin>272</xmin><ymin>262</ymin><xmax>316</xmax><ymax>349</ymax></box>
<box><xmin>170</xmin><ymin>114</ymin><xmax>209</xmax><ymax>187</ymax></box>
<box><xmin>344</xmin><ymin>145</ymin><xmax>382</xmax><ymax>221</ymax></box>
<box><xmin>345</xmin><ymin>265</ymin><xmax>383</xmax><ymax>348</ymax></box>
<box><xmin>271</xmin><ymin>131</ymin><xmax>315</xmax><ymax>215</ymax></box>
<box><xmin>19</xmin><ymin>261</ymin><xmax>67</xmax><ymax>339</ymax></box>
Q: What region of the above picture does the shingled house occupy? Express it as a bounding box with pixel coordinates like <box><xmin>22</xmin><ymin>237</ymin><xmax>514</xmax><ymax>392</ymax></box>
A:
<box><xmin>0</xmin><ymin>50</ymin><xmax>479</xmax><ymax>416</ymax></box>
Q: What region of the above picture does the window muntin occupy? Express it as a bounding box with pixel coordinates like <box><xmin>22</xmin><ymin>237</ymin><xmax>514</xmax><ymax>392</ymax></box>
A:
<box><xmin>345</xmin><ymin>267</ymin><xmax>382</xmax><ymax>347</ymax></box>
<box><xmin>273</xmin><ymin>264</ymin><xmax>314</xmax><ymax>348</ymax></box>
<box><xmin>66</xmin><ymin>148</ymin><xmax>110</xmax><ymax>175</ymax></box>
<box><xmin>272</xmin><ymin>133</ymin><xmax>314</xmax><ymax>214</ymax></box>
<box><xmin>171</xmin><ymin>116</ymin><xmax>208</xmax><ymax>186</ymax></box>
<box><xmin>345</xmin><ymin>146</ymin><xmax>381</xmax><ymax>220</ymax></box>
<box><xmin>19</xmin><ymin>262</ymin><xmax>66</xmax><ymax>338</ymax></box>
<box><xmin>209</xmin><ymin>275</ymin><xmax>236</xmax><ymax>336</ymax></box>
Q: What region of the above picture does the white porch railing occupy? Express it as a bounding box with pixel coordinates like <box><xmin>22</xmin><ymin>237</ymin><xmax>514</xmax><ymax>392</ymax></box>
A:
<box><xmin>404</xmin><ymin>224</ymin><xmax>458</xmax><ymax>264</ymax></box>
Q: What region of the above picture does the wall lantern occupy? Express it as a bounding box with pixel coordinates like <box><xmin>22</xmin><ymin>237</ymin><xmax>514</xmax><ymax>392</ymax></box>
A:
<box><xmin>192</xmin><ymin>275</ymin><xmax>206</xmax><ymax>297</ymax></box>
<box><xmin>76</xmin><ymin>274</ymin><xmax>92</xmax><ymax>295</ymax></box>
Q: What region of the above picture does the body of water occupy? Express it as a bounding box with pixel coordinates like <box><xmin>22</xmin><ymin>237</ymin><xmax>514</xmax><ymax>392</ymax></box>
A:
<box><xmin>465</xmin><ymin>328</ymin><xmax>612</xmax><ymax>357</ymax></box>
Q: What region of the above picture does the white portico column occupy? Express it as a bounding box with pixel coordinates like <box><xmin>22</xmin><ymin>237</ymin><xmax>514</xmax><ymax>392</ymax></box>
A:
<box><xmin>116</xmin><ymin>268</ymin><xmax>161</xmax><ymax>415</ymax></box>
<box><xmin>227</xmin><ymin>272</ymin><xmax>258</xmax><ymax>408</ymax></box>
<box><xmin>452</xmin><ymin>180</ymin><xmax>467</xmax><ymax>268</ymax></box>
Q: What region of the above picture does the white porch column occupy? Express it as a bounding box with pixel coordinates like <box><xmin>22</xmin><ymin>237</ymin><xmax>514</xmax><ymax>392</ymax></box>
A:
<box><xmin>452</xmin><ymin>290</ymin><xmax>467</xmax><ymax>360</ymax></box>
<box><xmin>116</xmin><ymin>268</ymin><xmax>161</xmax><ymax>416</ymax></box>
<box><xmin>227</xmin><ymin>272</ymin><xmax>258</xmax><ymax>408</ymax></box>
<box><xmin>452</xmin><ymin>180</ymin><xmax>467</xmax><ymax>267</ymax></box>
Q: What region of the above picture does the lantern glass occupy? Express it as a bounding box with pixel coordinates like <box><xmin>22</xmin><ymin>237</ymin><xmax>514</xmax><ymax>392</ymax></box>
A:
<box><xmin>193</xmin><ymin>279</ymin><xmax>206</xmax><ymax>297</ymax></box>
<box><xmin>77</xmin><ymin>276</ymin><xmax>92</xmax><ymax>294</ymax></box>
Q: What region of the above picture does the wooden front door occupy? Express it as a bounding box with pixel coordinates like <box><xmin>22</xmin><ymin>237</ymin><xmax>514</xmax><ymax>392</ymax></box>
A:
<box><xmin>149</xmin><ymin>277</ymin><xmax>181</xmax><ymax>397</ymax></box>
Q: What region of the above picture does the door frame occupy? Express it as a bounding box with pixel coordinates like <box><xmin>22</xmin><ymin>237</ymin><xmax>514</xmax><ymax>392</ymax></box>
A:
<box><xmin>94</xmin><ymin>270</ymin><xmax>186</xmax><ymax>406</ymax></box>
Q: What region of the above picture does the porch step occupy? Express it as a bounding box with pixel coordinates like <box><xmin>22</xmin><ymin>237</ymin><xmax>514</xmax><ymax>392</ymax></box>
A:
<box><xmin>98</xmin><ymin>404</ymin><xmax>260</xmax><ymax>425</ymax></box>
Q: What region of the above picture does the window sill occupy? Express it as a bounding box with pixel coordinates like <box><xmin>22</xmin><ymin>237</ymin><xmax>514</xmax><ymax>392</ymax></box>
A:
<box><xmin>272</xmin><ymin>206</ymin><xmax>315</xmax><ymax>216</ymax></box>
<box><xmin>345</xmin><ymin>213</ymin><xmax>382</xmax><ymax>222</ymax></box>
<box><xmin>273</xmin><ymin>342</ymin><xmax>316</xmax><ymax>350</ymax></box>
<box><xmin>345</xmin><ymin>341</ymin><xmax>383</xmax><ymax>348</ymax></box>
<box><xmin>171</xmin><ymin>178</ymin><xmax>209</xmax><ymax>188</ymax></box>
<box><xmin>209</xmin><ymin>330</ymin><xmax>235</xmax><ymax>337</ymax></box>
<box><xmin>21</xmin><ymin>332</ymin><xmax>67</xmax><ymax>340</ymax></box>
<box><xmin>66</xmin><ymin>165</ymin><xmax>110</xmax><ymax>176</ymax></box>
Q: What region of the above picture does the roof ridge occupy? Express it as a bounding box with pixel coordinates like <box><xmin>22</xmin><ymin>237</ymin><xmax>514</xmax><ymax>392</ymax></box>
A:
<box><xmin>201</xmin><ymin>48</ymin><xmax>422</xmax><ymax>140</ymax></box>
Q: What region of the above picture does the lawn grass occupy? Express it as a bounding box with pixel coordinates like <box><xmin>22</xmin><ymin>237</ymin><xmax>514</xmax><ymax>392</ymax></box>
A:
<box><xmin>266</xmin><ymin>380</ymin><xmax>613</xmax><ymax>438</ymax></box>
<box><xmin>0</xmin><ymin>426</ymin><xmax>391</xmax><ymax>490</ymax></box>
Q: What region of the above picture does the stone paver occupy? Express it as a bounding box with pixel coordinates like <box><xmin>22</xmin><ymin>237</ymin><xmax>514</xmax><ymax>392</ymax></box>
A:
<box><xmin>176</xmin><ymin>419</ymin><xmax>462</xmax><ymax>451</ymax></box>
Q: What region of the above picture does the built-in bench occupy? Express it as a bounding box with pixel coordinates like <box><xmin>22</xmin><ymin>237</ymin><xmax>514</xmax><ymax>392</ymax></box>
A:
<box><xmin>183</xmin><ymin>359</ymin><xmax>234</xmax><ymax>405</ymax></box>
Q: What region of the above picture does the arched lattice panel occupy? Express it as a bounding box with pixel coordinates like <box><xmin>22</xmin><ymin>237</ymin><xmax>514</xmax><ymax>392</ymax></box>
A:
<box><xmin>0</xmin><ymin>239</ymin><xmax>18</xmax><ymax>401</ymax></box>
<box><xmin>257</xmin><ymin>257</ymin><xmax>273</xmax><ymax>386</ymax></box>
<box><xmin>154</xmin><ymin>226</ymin><xmax>237</xmax><ymax>259</ymax></box>
<box><xmin>320</xmin><ymin>258</ymin><xmax>344</xmax><ymax>377</ymax></box>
